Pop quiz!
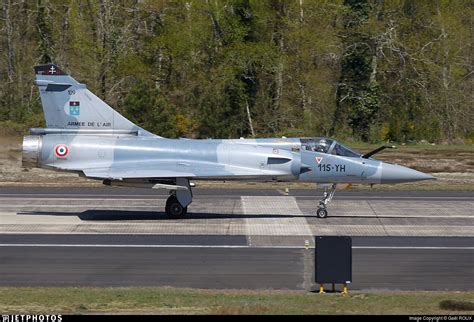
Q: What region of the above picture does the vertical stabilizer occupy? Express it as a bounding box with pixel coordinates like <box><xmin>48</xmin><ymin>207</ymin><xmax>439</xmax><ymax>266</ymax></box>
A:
<box><xmin>34</xmin><ymin>64</ymin><xmax>154</xmax><ymax>136</ymax></box>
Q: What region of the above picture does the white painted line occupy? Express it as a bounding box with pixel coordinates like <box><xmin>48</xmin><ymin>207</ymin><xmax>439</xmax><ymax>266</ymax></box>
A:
<box><xmin>0</xmin><ymin>198</ymin><xmax>166</xmax><ymax>201</ymax></box>
<box><xmin>0</xmin><ymin>232</ymin><xmax>246</xmax><ymax>235</ymax></box>
<box><xmin>353</xmin><ymin>246</ymin><xmax>474</xmax><ymax>250</ymax></box>
<box><xmin>0</xmin><ymin>195</ymin><xmax>160</xmax><ymax>198</ymax></box>
<box><xmin>0</xmin><ymin>244</ymin><xmax>472</xmax><ymax>250</ymax></box>
<box><xmin>312</xmin><ymin>215</ymin><xmax>474</xmax><ymax>218</ymax></box>
<box><xmin>0</xmin><ymin>194</ymin><xmax>472</xmax><ymax>200</ymax></box>
<box><xmin>366</xmin><ymin>216</ymin><xmax>473</xmax><ymax>218</ymax></box>
<box><xmin>0</xmin><ymin>243</ymin><xmax>285</xmax><ymax>248</ymax></box>
<box><xmin>0</xmin><ymin>205</ymin><xmax>161</xmax><ymax>208</ymax></box>
<box><xmin>297</xmin><ymin>196</ymin><xmax>474</xmax><ymax>200</ymax></box>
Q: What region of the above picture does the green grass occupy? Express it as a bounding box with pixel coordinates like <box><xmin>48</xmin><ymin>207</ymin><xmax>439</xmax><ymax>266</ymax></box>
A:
<box><xmin>0</xmin><ymin>287</ymin><xmax>473</xmax><ymax>315</ymax></box>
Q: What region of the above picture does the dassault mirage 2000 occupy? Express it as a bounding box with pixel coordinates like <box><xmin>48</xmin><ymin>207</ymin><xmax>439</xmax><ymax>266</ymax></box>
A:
<box><xmin>22</xmin><ymin>64</ymin><xmax>435</xmax><ymax>218</ymax></box>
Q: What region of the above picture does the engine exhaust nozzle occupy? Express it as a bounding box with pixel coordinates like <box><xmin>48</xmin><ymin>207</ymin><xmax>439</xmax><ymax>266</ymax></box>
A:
<box><xmin>22</xmin><ymin>135</ymin><xmax>42</xmax><ymax>168</ymax></box>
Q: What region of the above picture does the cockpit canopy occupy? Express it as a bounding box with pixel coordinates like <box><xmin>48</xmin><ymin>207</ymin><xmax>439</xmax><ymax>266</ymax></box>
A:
<box><xmin>300</xmin><ymin>137</ymin><xmax>361</xmax><ymax>158</ymax></box>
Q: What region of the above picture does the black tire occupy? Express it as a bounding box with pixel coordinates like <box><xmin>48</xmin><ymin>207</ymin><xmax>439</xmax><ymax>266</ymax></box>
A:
<box><xmin>316</xmin><ymin>208</ymin><xmax>328</xmax><ymax>218</ymax></box>
<box><xmin>165</xmin><ymin>195</ymin><xmax>188</xmax><ymax>218</ymax></box>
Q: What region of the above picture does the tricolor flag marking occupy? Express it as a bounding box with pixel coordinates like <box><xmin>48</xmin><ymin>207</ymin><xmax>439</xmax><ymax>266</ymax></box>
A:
<box><xmin>55</xmin><ymin>144</ymin><xmax>69</xmax><ymax>157</ymax></box>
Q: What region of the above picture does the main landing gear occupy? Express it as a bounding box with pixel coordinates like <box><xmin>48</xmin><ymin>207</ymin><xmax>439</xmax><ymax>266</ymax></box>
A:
<box><xmin>316</xmin><ymin>183</ymin><xmax>337</xmax><ymax>219</ymax></box>
<box><xmin>165</xmin><ymin>195</ymin><xmax>188</xmax><ymax>218</ymax></box>
<box><xmin>165</xmin><ymin>178</ymin><xmax>193</xmax><ymax>218</ymax></box>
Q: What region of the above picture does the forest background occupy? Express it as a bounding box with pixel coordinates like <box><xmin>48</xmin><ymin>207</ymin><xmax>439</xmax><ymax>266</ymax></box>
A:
<box><xmin>0</xmin><ymin>0</ymin><xmax>472</xmax><ymax>143</ymax></box>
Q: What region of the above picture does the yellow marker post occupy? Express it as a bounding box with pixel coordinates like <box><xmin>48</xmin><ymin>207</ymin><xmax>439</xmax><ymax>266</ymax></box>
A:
<box><xmin>304</xmin><ymin>240</ymin><xmax>309</xmax><ymax>250</ymax></box>
<box><xmin>319</xmin><ymin>284</ymin><xmax>325</xmax><ymax>294</ymax></box>
<box><xmin>342</xmin><ymin>283</ymin><xmax>348</xmax><ymax>294</ymax></box>
<box><xmin>284</xmin><ymin>187</ymin><xmax>289</xmax><ymax>195</ymax></box>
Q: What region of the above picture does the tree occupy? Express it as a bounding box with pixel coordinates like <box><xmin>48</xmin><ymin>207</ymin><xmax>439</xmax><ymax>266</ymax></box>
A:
<box><xmin>331</xmin><ymin>0</ymin><xmax>380</xmax><ymax>141</ymax></box>
<box><xmin>0</xmin><ymin>0</ymin><xmax>471</xmax><ymax>142</ymax></box>
<box><xmin>122</xmin><ymin>80</ymin><xmax>177</xmax><ymax>138</ymax></box>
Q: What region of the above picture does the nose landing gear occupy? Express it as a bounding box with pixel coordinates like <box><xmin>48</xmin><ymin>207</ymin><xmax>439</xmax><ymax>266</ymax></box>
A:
<box><xmin>316</xmin><ymin>208</ymin><xmax>328</xmax><ymax>218</ymax></box>
<box><xmin>316</xmin><ymin>183</ymin><xmax>337</xmax><ymax>218</ymax></box>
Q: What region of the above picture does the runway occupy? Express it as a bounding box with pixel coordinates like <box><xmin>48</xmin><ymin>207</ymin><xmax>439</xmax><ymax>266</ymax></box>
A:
<box><xmin>0</xmin><ymin>187</ymin><xmax>473</xmax><ymax>291</ymax></box>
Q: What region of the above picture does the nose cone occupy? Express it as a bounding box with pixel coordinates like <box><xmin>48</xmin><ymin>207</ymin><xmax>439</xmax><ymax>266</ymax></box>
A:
<box><xmin>381</xmin><ymin>163</ymin><xmax>436</xmax><ymax>184</ymax></box>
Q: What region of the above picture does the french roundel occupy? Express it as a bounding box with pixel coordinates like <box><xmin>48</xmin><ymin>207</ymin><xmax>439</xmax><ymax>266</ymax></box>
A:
<box><xmin>55</xmin><ymin>144</ymin><xmax>69</xmax><ymax>157</ymax></box>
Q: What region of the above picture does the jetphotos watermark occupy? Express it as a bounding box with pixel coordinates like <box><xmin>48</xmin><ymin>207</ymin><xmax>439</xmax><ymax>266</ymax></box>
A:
<box><xmin>2</xmin><ymin>315</ymin><xmax>62</xmax><ymax>322</ymax></box>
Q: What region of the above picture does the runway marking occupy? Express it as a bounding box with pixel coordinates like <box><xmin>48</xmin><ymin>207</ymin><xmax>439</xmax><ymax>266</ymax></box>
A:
<box><xmin>322</xmin><ymin>215</ymin><xmax>474</xmax><ymax>218</ymax></box>
<box><xmin>0</xmin><ymin>244</ymin><xmax>472</xmax><ymax>250</ymax></box>
<box><xmin>242</xmin><ymin>196</ymin><xmax>313</xmax><ymax>238</ymax></box>
<box><xmin>0</xmin><ymin>194</ymin><xmax>472</xmax><ymax>237</ymax></box>
<box><xmin>0</xmin><ymin>205</ymin><xmax>162</xmax><ymax>208</ymax></box>
<box><xmin>296</xmin><ymin>196</ymin><xmax>474</xmax><ymax>200</ymax></box>
<box><xmin>0</xmin><ymin>195</ymin><xmax>472</xmax><ymax>200</ymax></box>
<box><xmin>0</xmin><ymin>198</ymin><xmax>167</xmax><ymax>201</ymax></box>
<box><xmin>0</xmin><ymin>195</ymin><xmax>163</xmax><ymax>198</ymax></box>
<box><xmin>0</xmin><ymin>231</ymin><xmax>246</xmax><ymax>235</ymax></box>
<box><xmin>353</xmin><ymin>246</ymin><xmax>474</xmax><ymax>250</ymax></box>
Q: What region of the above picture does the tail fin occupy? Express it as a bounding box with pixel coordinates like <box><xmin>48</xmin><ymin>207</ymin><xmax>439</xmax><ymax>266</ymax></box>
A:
<box><xmin>34</xmin><ymin>64</ymin><xmax>154</xmax><ymax>136</ymax></box>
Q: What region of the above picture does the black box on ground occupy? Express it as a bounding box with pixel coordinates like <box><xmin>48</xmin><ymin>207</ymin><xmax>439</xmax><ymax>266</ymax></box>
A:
<box><xmin>315</xmin><ymin>236</ymin><xmax>352</xmax><ymax>284</ymax></box>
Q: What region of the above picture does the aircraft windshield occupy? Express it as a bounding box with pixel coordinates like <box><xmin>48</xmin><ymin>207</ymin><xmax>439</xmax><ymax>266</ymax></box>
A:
<box><xmin>332</xmin><ymin>143</ymin><xmax>361</xmax><ymax>158</ymax></box>
<box><xmin>300</xmin><ymin>137</ymin><xmax>361</xmax><ymax>158</ymax></box>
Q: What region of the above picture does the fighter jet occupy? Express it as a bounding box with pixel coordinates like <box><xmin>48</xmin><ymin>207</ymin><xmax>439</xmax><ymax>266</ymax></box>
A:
<box><xmin>22</xmin><ymin>64</ymin><xmax>435</xmax><ymax>218</ymax></box>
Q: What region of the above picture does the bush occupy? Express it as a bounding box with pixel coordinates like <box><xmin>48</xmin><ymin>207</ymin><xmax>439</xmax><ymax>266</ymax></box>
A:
<box><xmin>439</xmin><ymin>300</ymin><xmax>474</xmax><ymax>311</ymax></box>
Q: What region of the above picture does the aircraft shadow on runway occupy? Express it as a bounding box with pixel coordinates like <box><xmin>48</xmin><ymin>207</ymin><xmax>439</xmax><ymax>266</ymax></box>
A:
<box><xmin>17</xmin><ymin>210</ymin><xmax>415</xmax><ymax>220</ymax></box>
<box><xmin>17</xmin><ymin>210</ymin><xmax>316</xmax><ymax>221</ymax></box>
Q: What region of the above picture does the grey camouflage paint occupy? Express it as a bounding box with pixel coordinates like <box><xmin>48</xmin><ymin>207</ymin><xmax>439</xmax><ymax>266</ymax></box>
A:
<box><xmin>23</xmin><ymin>64</ymin><xmax>435</xmax><ymax>203</ymax></box>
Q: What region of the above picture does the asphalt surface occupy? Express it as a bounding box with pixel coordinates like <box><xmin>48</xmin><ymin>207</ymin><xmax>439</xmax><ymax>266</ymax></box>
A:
<box><xmin>0</xmin><ymin>186</ymin><xmax>473</xmax><ymax>199</ymax></box>
<box><xmin>1</xmin><ymin>241</ymin><xmax>472</xmax><ymax>290</ymax></box>
<box><xmin>0</xmin><ymin>187</ymin><xmax>472</xmax><ymax>291</ymax></box>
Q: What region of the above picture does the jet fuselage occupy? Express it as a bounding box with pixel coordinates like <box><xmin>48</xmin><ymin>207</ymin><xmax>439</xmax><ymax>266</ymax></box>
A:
<box><xmin>23</xmin><ymin>134</ymin><xmax>432</xmax><ymax>185</ymax></box>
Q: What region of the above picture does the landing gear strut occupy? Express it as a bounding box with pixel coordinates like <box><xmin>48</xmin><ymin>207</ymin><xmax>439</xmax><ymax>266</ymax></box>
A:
<box><xmin>316</xmin><ymin>183</ymin><xmax>337</xmax><ymax>218</ymax></box>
